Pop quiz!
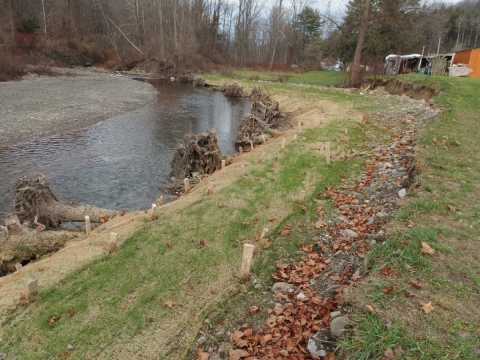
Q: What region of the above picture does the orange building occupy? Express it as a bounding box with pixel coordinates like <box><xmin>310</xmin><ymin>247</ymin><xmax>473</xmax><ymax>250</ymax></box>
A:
<box><xmin>452</xmin><ymin>48</ymin><xmax>480</xmax><ymax>78</ymax></box>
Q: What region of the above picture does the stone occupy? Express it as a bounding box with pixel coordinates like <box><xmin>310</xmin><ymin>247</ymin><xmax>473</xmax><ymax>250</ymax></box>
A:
<box><xmin>67</xmin><ymin>344</ymin><xmax>75</xmax><ymax>350</ymax></box>
<box><xmin>398</xmin><ymin>188</ymin><xmax>406</xmax><ymax>198</ymax></box>
<box><xmin>329</xmin><ymin>311</ymin><xmax>342</xmax><ymax>319</ymax></box>
<box><xmin>254</xmin><ymin>284</ymin><xmax>263</xmax><ymax>290</ymax></box>
<box><xmin>218</xmin><ymin>342</ymin><xmax>234</xmax><ymax>356</ymax></box>
<box><xmin>367</xmin><ymin>216</ymin><xmax>375</xmax><ymax>225</ymax></box>
<box><xmin>271</xmin><ymin>282</ymin><xmax>294</xmax><ymax>295</ymax></box>
<box><xmin>209</xmin><ymin>355</ymin><xmax>223</xmax><ymax>360</ymax></box>
<box><xmin>340</xmin><ymin>229</ymin><xmax>358</xmax><ymax>238</ymax></box>
<box><xmin>330</xmin><ymin>316</ymin><xmax>350</xmax><ymax>337</ymax></box>
<box><xmin>375</xmin><ymin>212</ymin><xmax>387</xmax><ymax>219</ymax></box>
<box><xmin>308</xmin><ymin>328</ymin><xmax>334</xmax><ymax>357</ymax></box>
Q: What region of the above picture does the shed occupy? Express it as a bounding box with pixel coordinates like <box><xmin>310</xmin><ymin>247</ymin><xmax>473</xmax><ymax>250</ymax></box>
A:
<box><xmin>452</xmin><ymin>48</ymin><xmax>480</xmax><ymax>78</ymax></box>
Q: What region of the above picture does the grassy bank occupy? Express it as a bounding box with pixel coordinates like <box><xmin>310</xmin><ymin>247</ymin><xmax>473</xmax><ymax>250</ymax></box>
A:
<box><xmin>338</xmin><ymin>74</ymin><xmax>480</xmax><ymax>359</ymax></box>
<box><xmin>1</xmin><ymin>71</ymin><xmax>479</xmax><ymax>359</ymax></box>
<box><xmin>0</xmin><ymin>73</ymin><xmax>364</xmax><ymax>359</ymax></box>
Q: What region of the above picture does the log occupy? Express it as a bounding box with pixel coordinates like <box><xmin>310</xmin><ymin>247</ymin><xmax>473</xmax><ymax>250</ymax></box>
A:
<box><xmin>1</xmin><ymin>214</ymin><xmax>80</xmax><ymax>271</ymax></box>
<box><xmin>11</xmin><ymin>174</ymin><xmax>117</xmax><ymax>227</ymax></box>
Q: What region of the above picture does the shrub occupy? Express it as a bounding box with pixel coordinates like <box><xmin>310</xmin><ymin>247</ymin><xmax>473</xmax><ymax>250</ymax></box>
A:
<box><xmin>0</xmin><ymin>53</ymin><xmax>27</xmax><ymax>81</ymax></box>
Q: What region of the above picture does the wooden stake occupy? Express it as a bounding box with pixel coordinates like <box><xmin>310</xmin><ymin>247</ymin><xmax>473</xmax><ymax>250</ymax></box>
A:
<box><xmin>262</xmin><ymin>134</ymin><xmax>266</xmax><ymax>143</ymax></box>
<box><xmin>239</xmin><ymin>244</ymin><xmax>255</xmax><ymax>281</ymax></box>
<box><xmin>85</xmin><ymin>215</ymin><xmax>91</xmax><ymax>237</ymax></box>
<box><xmin>260</xmin><ymin>228</ymin><xmax>268</xmax><ymax>240</ymax></box>
<box><xmin>26</xmin><ymin>278</ymin><xmax>38</xmax><ymax>299</ymax></box>
<box><xmin>345</xmin><ymin>128</ymin><xmax>348</xmax><ymax>135</ymax></box>
<box><xmin>298</xmin><ymin>121</ymin><xmax>302</xmax><ymax>133</ymax></box>
<box><xmin>110</xmin><ymin>232</ymin><xmax>118</xmax><ymax>244</ymax></box>
<box><xmin>293</xmin><ymin>134</ymin><xmax>297</xmax><ymax>142</ymax></box>
<box><xmin>325</xmin><ymin>142</ymin><xmax>331</xmax><ymax>164</ymax></box>
<box><xmin>184</xmin><ymin>178</ymin><xmax>190</xmax><ymax>193</ymax></box>
<box><xmin>281</xmin><ymin>138</ymin><xmax>286</xmax><ymax>152</ymax></box>
<box><xmin>15</xmin><ymin>263</ymin><xmax>22</xmax><ymax>271</ymax></box>
<box><xmin>250</xmin><ymin>141</ymin><xmax>254</xmax><ymax>151</ymax></box>
<box><xmin>239</xmin><ymin>146</ymin><xmax>243</xmax><ymax>155</ymax></box>
<box><xmin>207</xmin><ymin>182</ymin><xmax>214</xmax><ymax>195</ymax></box>
<box><xmin>241</xmin><ymin>164</ymin><xmax>246</xmax><ymax>176</ymax></box>
<box><xmin>149</xmin><ymin>204</ymin><xmax>157</xmax><ymax>221</ymax></box>
<box><xmin>221</xmin><ymin>159</ymin><xmax>226</xmax><ymax>169</ymax></box>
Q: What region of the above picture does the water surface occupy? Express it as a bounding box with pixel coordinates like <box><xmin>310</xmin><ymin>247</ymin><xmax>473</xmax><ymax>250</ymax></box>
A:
<box><xmin>0</xmin><ymin>80</ymin><xmax>250</xmax><ymax>219</ymax></box>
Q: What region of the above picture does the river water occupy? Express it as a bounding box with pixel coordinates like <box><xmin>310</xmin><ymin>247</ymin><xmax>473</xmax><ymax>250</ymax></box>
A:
<box><xmin>0</xmin><ymin>80</ymin><xmax>250</xmax><ymax>220</ymax></box>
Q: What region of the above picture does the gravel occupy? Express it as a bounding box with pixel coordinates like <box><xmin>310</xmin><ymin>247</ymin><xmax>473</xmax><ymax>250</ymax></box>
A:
<box><xmin>0</xmin><ymin>68</ymin><xmax>157</xmax><ymax>146</ymax></box>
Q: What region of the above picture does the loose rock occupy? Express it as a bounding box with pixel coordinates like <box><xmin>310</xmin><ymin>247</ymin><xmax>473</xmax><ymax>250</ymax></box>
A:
<box><xmin>330</xmin><ymin>316</ymin><xmax>350</xmax><ymax>338</ymax></box>
<box><xmin>271</xmin><ymin>282</ymin><xmax>294</xmax><ymax>295</ymax></box>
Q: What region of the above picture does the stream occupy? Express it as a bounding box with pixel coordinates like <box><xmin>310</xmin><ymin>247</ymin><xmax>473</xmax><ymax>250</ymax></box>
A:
<box><xmin>0</xmin><ymin>80</ymin><xmax>251</xmax><ymax>221</ymax></box>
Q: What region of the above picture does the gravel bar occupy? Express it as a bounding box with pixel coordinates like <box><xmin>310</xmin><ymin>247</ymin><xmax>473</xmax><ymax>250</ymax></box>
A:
<box><xmin>0</xmin><ymin>68</ymin><xmax>157</xmax><ymax>146</ymax></box>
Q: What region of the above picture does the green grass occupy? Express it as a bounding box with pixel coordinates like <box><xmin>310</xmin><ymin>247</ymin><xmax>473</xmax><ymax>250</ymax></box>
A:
<box><xmin>339</xmin><ymin>74</ymin><xmax>480</xmax><ymax>359</ymax></box>
<box><xmin>205</xmin><ymin>69</ymin><xmax>349</xmax><ymax>87</ymax></box>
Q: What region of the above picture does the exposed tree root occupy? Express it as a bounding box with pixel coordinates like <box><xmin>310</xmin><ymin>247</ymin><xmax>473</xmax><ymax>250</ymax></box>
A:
<box><xmin>170</xmin><ymin>130</ymin><xmax>222</xmax><ymax>181</ymax></box>
<box><xmin>235</xmin><ymin>86</ymin><xmax>288</xmax><ymax>145</ymax></box>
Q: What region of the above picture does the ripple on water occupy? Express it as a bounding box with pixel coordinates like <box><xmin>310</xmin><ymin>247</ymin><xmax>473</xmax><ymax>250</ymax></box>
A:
<box><xmin>0</xmin><ymin>81</ymin><xmax>251</xmax><ymax>221</ymax></box>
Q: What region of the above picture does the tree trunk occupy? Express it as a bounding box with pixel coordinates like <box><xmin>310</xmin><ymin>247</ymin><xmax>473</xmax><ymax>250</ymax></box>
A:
<box><xmin>351</xmin><ymin>0</ymin><xmax>371</xmax><ymax>86</ymax></box>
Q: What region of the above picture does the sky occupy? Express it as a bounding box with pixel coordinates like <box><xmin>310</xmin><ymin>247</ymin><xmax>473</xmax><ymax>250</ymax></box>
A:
<box><xmin>308</xmin><ymin>0</ymin><xmax>465</xmax><ymax>18</ymax></box>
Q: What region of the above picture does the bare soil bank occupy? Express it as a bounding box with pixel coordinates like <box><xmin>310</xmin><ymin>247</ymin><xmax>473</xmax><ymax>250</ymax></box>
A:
<box><xmin>0</xmin><ymin>68</ymin><xmax>157</xmax><ymax>146</ymax></box>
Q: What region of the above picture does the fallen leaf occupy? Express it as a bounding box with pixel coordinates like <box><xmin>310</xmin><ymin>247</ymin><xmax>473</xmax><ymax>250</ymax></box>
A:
<box><xmin>119</xmin><ymin>210</ymin><xmax>127</xmax><ymax>216</ymax></box>
<box><xmin>365</xmin><ymin>305</ymin><xmax>375</xmax><ymax>314</ymax></box>
<box><xmin>249</xmin><ymin>306</ymin><xmax>260</xmax><ymax>313</ymax></box>
<box><xmin>394</xmin><ymin>345</ymin><xmax>404</xmax><ymax>358</ymax></box>
<box><xmin>196</xmin><ymin>348</ymin><xmax>210</xmax><ymax>360</ymax></box>
<box><xmin>61</xmin><ymin>352</ymin><xmax>69</xmax><ymax>359</ymax></box>
<box><xmin>381</xmin><ymin>267</ymin><xmax>394</xmax><ymax>276</ymax></box>
<box><xmin>280</xmin><ymin>350</ymin><xmax>289</xmax><ymax>356</ymax></box>
<box><xmin>163</xmin><ymin>300</ymin><xmax>175</xmax><ymax>308</ymax></box>
<box><xmin>197</xmin><ymin>239</ymin><xmax>206</xmax><ymax>249</ymax></box>
<box><xmin>228</xmin><ymin>349</ymin><xmax>250</xmax><ymax>360</ymax></box>
<box><xmin>210</xmin><ymin>290</ymin><xmax>217</xmax><ymax>295</ymax></box>
<box><xmin>68</xmin><ymin>307</ymin><xmax>75</xmax><ymax>317</ymax></box>
<box><xmin>269</xmin><ymin>216</ymin><xmax>277</xmax><ymax>222</ymax></box>
<box><xmin>324</xmin><ymin>354</ymin><xmax>335</xmax><ymax>360</ymax></box>
<box><xmin>46</xmin><ymin>315</ymin><xmax>61</xmax><ymax>326</ymax></box>
<box><xmin>384</xmin><ymin>347</ymin><xmax>394</xmax><ymax>359</ymax></box>
<box><xmin>404</xmin><ymin>290</ymin><xmax>416</xmax><ymax>298</ymax></box>
<box><xmin>230</xmin><ymin>330</ymin><xmax>249</xmax><ymax>348</ymax></box>
<box><xmin>128</xmin><ymin>299</ymin><xmax>135</xmax><ymax>304</ymax></box>
<box><xmin>314</xmin><ymin>220</ymin><xmax>327</xmax><ymax>229</ymax></box>
<box><xmin>120</xmin><ymin>304</ymin><xmax>126</xmax><ymax>309</ymax></box>
<box><xmin>262</xmin><ymin>242</ymin><xmax>272</xmax><ymax>249</ymax></box>
<box><xmin>330</xmin><ymin>276</ymin><xmax>341</xmax><ymax>281</ymax></box>
<box><xmin>408</xmin><ymin>279</ymin><xmax>424</xmax><ymax>288</ymax></box>
<box><xmin>446</xmin><ymin>204</ymin><xmax>456</xmax><ymax>212</ymax></box>
<box><xmin>241</xmin><ymin>222</ymin><xmax>250</xmax><ymax>227</ymax></box>
<box><xmin>419</xmin><ymin>301</ymin><xmax>435</xmax><ymax>314</ymax></box>
<box><xmin>382</xmin><ymin>286</ymin><xmax>394</xmax><ymax>294</ymax></box>
<box><xmin>406</xmin><ymin>220</ymin><xmax>415</xmax><ymax>228</ymax></box>
<box><xmin>218</xmin><ymin>202</ymin><xmax>225</xmax><ymax>208</ymax></box>
<box><xmin>420</xmin><ymin>242</ymin><xmax>435</xmax><ymax>255</ymax></box>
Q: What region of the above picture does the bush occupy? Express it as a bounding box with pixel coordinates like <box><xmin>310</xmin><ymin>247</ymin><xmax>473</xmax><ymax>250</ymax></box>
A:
<box><xmin>0</xmin><ymin>53</ymin><xmax>27</xmax><ymax>81</ymax></box>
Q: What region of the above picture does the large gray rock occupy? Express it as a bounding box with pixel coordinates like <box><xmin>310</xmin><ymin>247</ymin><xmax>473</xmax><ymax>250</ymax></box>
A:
<box><xmin>330</xmin><ymin>316</ymin><xmax>350</xmax><ymax>338</ymax></box>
